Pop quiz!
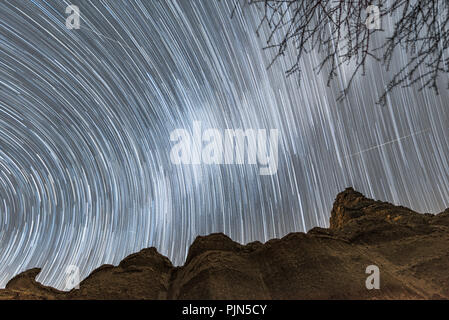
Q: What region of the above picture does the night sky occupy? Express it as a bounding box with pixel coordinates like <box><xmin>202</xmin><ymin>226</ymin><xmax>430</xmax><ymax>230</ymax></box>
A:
<box><xmin>0</xmin><ymin>0</ymin><xmax>448</xmax><ymax>290</ymax></box>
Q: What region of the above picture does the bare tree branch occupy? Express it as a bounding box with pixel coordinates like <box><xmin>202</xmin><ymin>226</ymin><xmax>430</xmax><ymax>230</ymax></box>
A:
<box><xmin>233</xmin><ymin>0</ymin><xmax>449</xmax><ymax>105</ymax></box>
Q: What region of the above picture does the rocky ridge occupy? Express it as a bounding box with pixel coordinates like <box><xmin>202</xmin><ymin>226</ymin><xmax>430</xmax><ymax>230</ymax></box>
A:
<box><xmin>1</xmin><ymin>188</ymin><xmax>448</xmax><ymax>300</ymax></box>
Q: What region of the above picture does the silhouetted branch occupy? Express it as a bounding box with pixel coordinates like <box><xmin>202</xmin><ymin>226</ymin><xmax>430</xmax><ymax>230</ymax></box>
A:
<box><xmin>234</xmin><ymin>0</ymin><xmax>449</xmax><ymax>105</ymax></box>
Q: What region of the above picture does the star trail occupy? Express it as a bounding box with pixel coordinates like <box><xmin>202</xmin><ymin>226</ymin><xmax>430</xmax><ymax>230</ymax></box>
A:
<box><xmin>0</xmin><ymin>0</ymin><xmax>448</xmax><ymax>290</ymax></box>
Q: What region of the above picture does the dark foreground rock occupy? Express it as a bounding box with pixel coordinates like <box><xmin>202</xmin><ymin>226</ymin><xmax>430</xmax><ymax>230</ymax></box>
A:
<box><xmin>1</xmin><ymin>188</ymin><xmax>448</xmax><ymax>300</ymax></box>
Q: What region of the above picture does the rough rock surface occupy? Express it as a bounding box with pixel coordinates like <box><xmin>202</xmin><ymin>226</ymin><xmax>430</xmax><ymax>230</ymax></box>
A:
<box><xmin>1</xmin><ymin>188</ymin><xmax>448</xmax><ymax>300</ymax></box>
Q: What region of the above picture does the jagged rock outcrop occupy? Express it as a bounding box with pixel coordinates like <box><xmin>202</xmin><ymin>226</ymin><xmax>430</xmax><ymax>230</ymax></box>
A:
<box><xmin>0</xmin><ymin>268</ymin><xmax>64</xmax><ymax>300</ymax></box>
<box><xmin>1</xmin><ymin>187</ymin><xmax>448</xmax><ymax>299</ymax></box>
<box><xmin>68</xmin><ymin>247</ymin><xmax>173</xmax><ymax>299</ymax></box>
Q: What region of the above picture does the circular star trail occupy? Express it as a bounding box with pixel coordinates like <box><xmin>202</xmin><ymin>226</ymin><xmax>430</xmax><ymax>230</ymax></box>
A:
<box><xmin>0</xmin><ymin>0</ymin><xmax>448</xmax><ymax>289</ymax></box>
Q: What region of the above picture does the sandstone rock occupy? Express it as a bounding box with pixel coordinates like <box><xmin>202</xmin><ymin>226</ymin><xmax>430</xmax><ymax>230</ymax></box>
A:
<box><xmin>1</xmin><ymin>188</ymin><xmax>448</xmax><ymax>300</ymax></box>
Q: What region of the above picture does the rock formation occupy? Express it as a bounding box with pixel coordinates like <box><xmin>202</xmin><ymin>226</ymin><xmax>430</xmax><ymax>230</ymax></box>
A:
<box><xmin>1</xmin><ymin>188</ymin><xmax>448</xmax><ymax>300</ymax></box>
